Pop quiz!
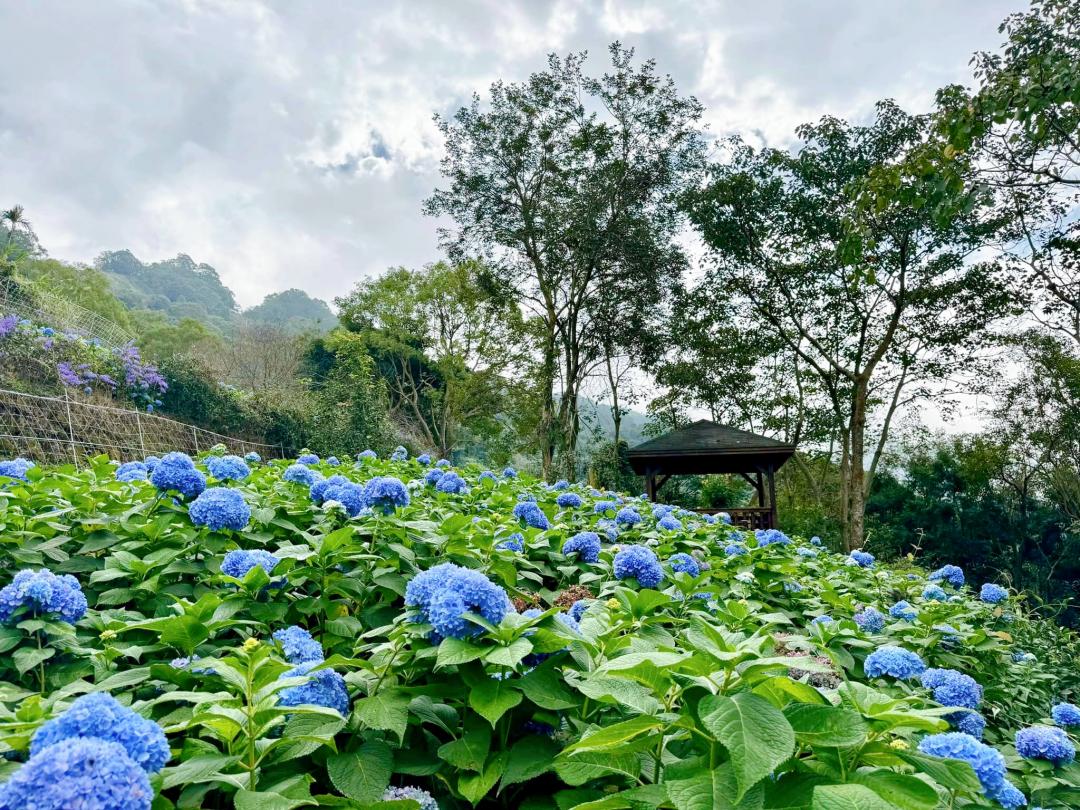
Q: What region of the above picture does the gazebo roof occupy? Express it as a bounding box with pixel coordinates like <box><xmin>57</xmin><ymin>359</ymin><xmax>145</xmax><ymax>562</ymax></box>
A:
<box><xmin>628</xmin><ymin>419</ymin><xmax>796</xmax><ymax>475</ymax></box>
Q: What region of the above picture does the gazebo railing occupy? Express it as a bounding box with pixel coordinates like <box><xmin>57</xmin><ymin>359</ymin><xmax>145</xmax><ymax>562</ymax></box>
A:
<box><xmin>696</xmin><ymin>506</ymin><xmax>774</xmax><ymax>531</ymax></box>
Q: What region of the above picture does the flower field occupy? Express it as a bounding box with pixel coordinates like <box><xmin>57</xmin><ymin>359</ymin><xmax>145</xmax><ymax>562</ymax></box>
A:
<box><xmin>0</xmin><ymin>450</ymin><xmax>1078</xmax><ymax>809</ymax></box>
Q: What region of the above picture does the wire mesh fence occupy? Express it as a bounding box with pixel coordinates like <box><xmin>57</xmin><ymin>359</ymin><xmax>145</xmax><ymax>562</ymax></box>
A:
<box><xmin>0</xmin><ymin>387</ymin><xmax>286</xmax><ymax>466</ymax></box>
<box><xmin>0</xmin><ymin>278</ymin><xmax>136</xmax><ymax>350</ymax></box>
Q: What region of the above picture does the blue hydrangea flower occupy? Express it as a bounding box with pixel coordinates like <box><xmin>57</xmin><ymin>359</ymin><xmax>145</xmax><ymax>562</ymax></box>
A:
<box><xmin>556</xmin><ymin>492</ymin><xmax>583</xmax><ymax>509</ymax></box>
<box><xmin>322</xmin><ymin>482</ymin><xmax>365</xmax><ymax>516</ymax></box>
<box><xmin>362</xmin><ymin>476</ymin><xmax>410</xmax><ymax>513</ymax></box>
<box><xmin>311</xmin><ymin>475</ymin><xmax>351</xmax><ymax>504</ymax></box>
<box><xmin>796</xmin><ymin>547</ymin><xmax>818</xmax><ymax>558</ymax></box>
<box><xmin>668</xmin><ymin>553</ymin><xmax>701</xmax><ymax>577</ymax></box>
<box><xmin>0</xmin><ymin>569</ymin><xmax>87</xmax><ymax>625</ymax></box>
<box><xmin>143</xmin><ymin>455</ymin><xmax>160</xmax><ymax>471</ymax></box>
<box><xmin>0</xmin><ymin>737</ymin><xmax>153</xmax><ymax>810</ymax></box>
<box><xmin>811</xmin><ymin>615</ymin><xmax>834</xmax><ymax>625</ymax></box>
<box><xmin>220</xmin><ymin>549</ymin><xmax>280</xmax><ymax>579</ymax></box>
<box><xmin>417</xmin><ymin>454</ymin><xmax>431</xmax><ymax>465</ymax></box>
<box><xmin>849</xmin><ymin>550</ymin><xmax>875</xmax><ymax>568</ymax></box>
<box><xmin>889</xmin><ymin>600</ymin><xmax>917</xmax><ymax>621</ymax></box>
<box><xmin>755</xmin><ymin>528</ymin><xmax>790</xmax><ymax>547</ymax></box>
<box><xmin>189</xmin><ymin>487</ymin><xmax>250</xmax><ymax>531</ymax></box>
<box><xmin>435</xmin><ymin>471</ymin><xmax>467</xmax><ymax>495</ymax></box>
<box><xmin>1013</xmin><ymin>651</ymin><xmax>1036</xmax><ymax>664</ymax></box>
<box><xmin>652</xmin><ymin>504</ymin><xmax>675</xmax><ymax>519</ymax></box>
<box><xmin>326</xmin><ymin>456</ymin><xmax>340</xmax><ymax>466</ymax></box>
<box><xmin>596</xmin><ymin>518</ymin><xmax>619</xmax><ymax>541</ymax></box>
<box><xmin>594</xmin><ymin>500</ymin><xmax>618</xmax><ymax>514</ymax></box>
<box><xmin>1015</xmin><ymin>726</ymin><xmax>1075</xmax><ymax>766</ymax></box>
<box><xmin>405</xmin><ymin>563</ymin><xmax>512</xmax><ymax>641</ymax></box>
<box><xmin>296</xmin><ymin>453</ymin><xmax>319</xmax><ymax>465</ymax></box>
<box><xmin>853</xmin><ymin>607</ymin><xmax>886</xmax><ymax>633</ymax></box>
<box><xmin>283</xmin><ymin>463</ymin><xmax>318</xmax><ymax>485</ymax></box>
<box><xmin>1052</xmin><ymin>702</ymin><xmax>1080</xmax><ymax>728</ymax></box>
<box><xmin>244</xmin><ymin>452</ymin><xmax>261</xmax><ymax>463</ymax></box>
<box><xmin>149</xmin><ymin>452</ymin><xmax>206</xmax><ymax>498</ymax></box>
<box><xmin>513</xmin><ymin>501</ymin><xmax>549</xmax><ymax>530</ymax></box>
<box><xmin>115</xmin><ymin>461</ymin><xmax>148</xmax><ymax>482</ymax></box>
<box><xmin>864</xmin><ymin>646</ymin><xmax>925</xmax><ymax>680</ymax></box>
<box><xmin>569</xmin><ymin>599</ymin><xmax>591</xmax><ymax>622</ymax></box>
<box><xmin>357</xmin><ymin>449</ymin><xmax>377</xmax><ymax>461</ymax></box>
<box><xmin>613</xmin><ymin>545</ymin><xmax>664</xmax><ymax>588</ymax></box>
<box><xmin>810</xmin><ymin>535</ymin><xmax>822</xmax><ymax>546</ymax></box>
<box><xmin>921</xmin><ymin>668</ymin><xmax>982</xmax><ymax>709</ymax></box>
<box><xmin>424</xmin><ymin>468</ymin><xmax>445</xmax><ymax>486</ymax></box>
<box><xmin>382</xmin><ymin>786</ymin><xmax>439</xmax><ymax>809</ymax></box>
<box><xmin>551</xmin><ymin>480</ymin><xmax>569</xmax><ymax>491</ymax></box>
<box><xmin>563</xmin><ymin>532</ymin><xmax>601</xmax><ymax>563</ymax></box>
<box><xmin>496</xmin><ymin>533</ymin><xmax>524</xmax><ymax>553</ymax></box>
<box><xmin>478</xmin><ymin>471</ymin><xmax>496</xmax><ymax>483</ymax></box>
<box><xmin>391</xmin><ymin>446</ymin><xmax>408</xmax><ymax>462</ymax></box>
<box><xmin>31</xmin><ymin>693</ymin><xmax>169</xmax><ymax>773</ymax></box>
<box><xmin>917</xmin><ymin>732</ymin><xmax>1007</xmax><ymax>799</ymax></box>
<box><xmin>273</xmin><ymin>626</ymin><xmax>324</xmax><ymax>664</ymax></box>
<box><xmin>724</xmin><ymin>543</ymin><xmax>748</xmax><ymax>557</ymax></box>
<box><xmin>435</xmin><ymin>459</ymin><xmax>450</xmax><ymax>468</ymax></box>
<box><xmin>502</xmin><ymin>466</ymin><xmax>517</xmax><ymax>478</ymax></box>
<box><xmin>991</xmin><ymin>780</ymin><xmax>1027</xmax><ymax>809</ymax></box>
<box><xmin>979</xmin><ymin>583</ymin><xmax>1008</xmax><ymax>604</ymax></box>
<box><xmin>947</xmin><ymin>710</ymin><xmax>986</xmax><ymax>739</ymax></box>
<box><xmin>278</xmin><ymin>662</ymin><xmax>350</xmax><ymax>715</ymax></box>
<box><xmin>701</xmin><ymin>513</ymin><xmax>718</xmax><ymax>524</ymax></box>
<box><xmin>615</xmin><ymin>507</ymin><xmax>641</xmax><ymax>526</ymax></box>
<box><xmin>930</xmin><ymin>565</ymin><xmax>965</xmax><ymax>587</ymax></box>
<box><xmin>784</xmin><ymin>581</ymin><xmax>802</xmax><ymax>593</ymax></box>
<box><xmin>205</xmin><ymin>455</ymin><xmax>250</xmax><ymax>481</ymax></box>
<box><xmin>922</xmin><ymin>584</ymin><xmax>948</xmax><ymax>601</ymax></box>
<box><xmin>657</xmin><ymin>514</ymin><xmax>682</xmax><ymax>531</ymax></box>
<box><xmin>0</xmin><ymin>457</ymin><xmax>34</xmax><ymax>481</ymax></box>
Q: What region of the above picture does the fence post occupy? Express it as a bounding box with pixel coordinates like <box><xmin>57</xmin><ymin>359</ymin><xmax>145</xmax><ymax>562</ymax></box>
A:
<box><xmin>192</xmin><ymin>426</ymin><xmax>199</xmax><ymax>454</ymax></box>
<box><xmin>135</xmin><ymin>410</ymin><xmax>146</xmax><ymax>455</ymax></box>
<box><xmin>279</xmin><ymin>443</ymin><xmax>285</xmax><ymax>460</ymax></box>
<box><xmin>62</xmin><ymin>393</ymin><xmax>78</xmax><ymax>469</ymax></box>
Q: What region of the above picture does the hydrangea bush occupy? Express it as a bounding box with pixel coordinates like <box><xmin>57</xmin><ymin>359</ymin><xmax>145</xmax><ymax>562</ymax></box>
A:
<box><xmin>0</xmin><ymin>452</ymin><xmax>1076</xmax><ymax>808</ymax></box>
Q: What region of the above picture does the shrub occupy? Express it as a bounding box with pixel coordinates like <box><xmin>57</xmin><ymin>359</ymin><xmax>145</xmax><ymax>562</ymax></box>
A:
<box><xmin>0</xmin><ymin>452</ymin><xmax>1075</xmax><ymax>808</ymax></box>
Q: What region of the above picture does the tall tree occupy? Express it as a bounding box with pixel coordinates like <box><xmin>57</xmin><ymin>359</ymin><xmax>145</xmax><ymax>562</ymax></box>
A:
<box><xmin>684</xmin><ymin>101</ymin><xmax>1013</xmax><ymax>550</ymax></box>
<box><xmin>425</xmin><ymin>44</ymin><xmax>704</xmax><ymax>478</ymax></box>
<box><xmin>941</xmin><ymin>0</ymin><xmax>1080</xmax><ymax>347</ymax></box>
<box><xmin>337</xmin><ymin>260</ymin><xmax>524</xmax><ymax>457</ymax></box>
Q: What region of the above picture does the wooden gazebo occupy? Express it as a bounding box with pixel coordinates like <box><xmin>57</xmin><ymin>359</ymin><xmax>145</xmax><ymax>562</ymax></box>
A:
<box><xmin>627</xmin><ymin>420</ymin><xmax>796</xmax><ymax>530</ymax></box>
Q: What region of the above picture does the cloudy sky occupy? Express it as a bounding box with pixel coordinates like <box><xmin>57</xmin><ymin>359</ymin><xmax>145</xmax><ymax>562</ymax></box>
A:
<box><xmin>4</xmin><ymin>0</ymin><xmax>1022</xmax><ymax>308</ymax></box>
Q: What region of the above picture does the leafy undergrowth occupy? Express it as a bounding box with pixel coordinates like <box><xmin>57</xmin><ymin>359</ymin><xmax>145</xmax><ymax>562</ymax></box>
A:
<box><xmin>0</xmin><ymin>450</ymin><xmax>1078</xmax><ymax>809</ymax></box>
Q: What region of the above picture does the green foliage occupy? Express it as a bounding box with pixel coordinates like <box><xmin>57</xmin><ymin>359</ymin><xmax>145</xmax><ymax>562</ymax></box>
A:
<box><xmin>867</xmin><ymin>432</ymin><xmax>1080</xmax><ymax>625</ymax></box>
<box><xmin>337</xmin><ymin>261</ymin><xmax>523</xmax><ymax>458</ymax></box>
<box><xmin>586</xmin><ymin>440</ymin><xmax>639</xmax><ymax>494</ymax></box>
<box><xmin>97</xmin><ymin>249</ymin><xmax>238</xmax><ymax>326</ymax></box>
<box><xmin>244</xmin><ymin>289</ymin><xmax>335</xmax><ymax>335</ymax></box>
<box><xmin>0</xmin><ymin>455</ymin><xmax>1077</xmax><ymax>808</ymax></box>
<box><xmin>135</xmin><ymin>313</ymin><xmax>220</xmax><ymax>362</ymax></box>
<box><xmin>305</xmin><ymin>330</ymin><xmax>393</xmax><ymax>456</ymax></box>
<box><xmin>17</xmin><ymin>258</ymin><xmax>135</xmax><ymax>332</ymax></box>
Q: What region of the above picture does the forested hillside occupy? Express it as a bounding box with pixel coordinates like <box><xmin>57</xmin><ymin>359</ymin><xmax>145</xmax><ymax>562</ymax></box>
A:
<box><xmin>96</xmin><ymin>248</ymin><xmax>333</xmax><ymax>334</ymax></box>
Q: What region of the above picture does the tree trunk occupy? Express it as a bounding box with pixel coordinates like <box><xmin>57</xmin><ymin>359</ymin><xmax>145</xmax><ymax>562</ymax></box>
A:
<box><xmin>605</xmin><ymin>352</ymin><xmax>622</xmax><ymax>446</ymax></box>
<box><xmin>538</xmin><ymin>324</ymin><xmax>558</xmax><ymax>481</ymax></box>
<box><xmin>842</xmin><ymin>382</ymin><xmax>869</xmax><ymax>551</ymax></box>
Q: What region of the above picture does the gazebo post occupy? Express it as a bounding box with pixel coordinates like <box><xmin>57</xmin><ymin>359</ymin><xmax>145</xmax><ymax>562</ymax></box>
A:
<box><xmin>645</xmin><ymin>471</ymin><xmax>657</xmax><ymax>501</ymax></box>
<box><xmin>754</xmin><ymin>470</ymin><xmax>764</xmax><ymax>507</ymax></box>
<box><xmin>766</xmin><ymin>465</ymin><xmax>778</xmax><ymax>529</ymax></box>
